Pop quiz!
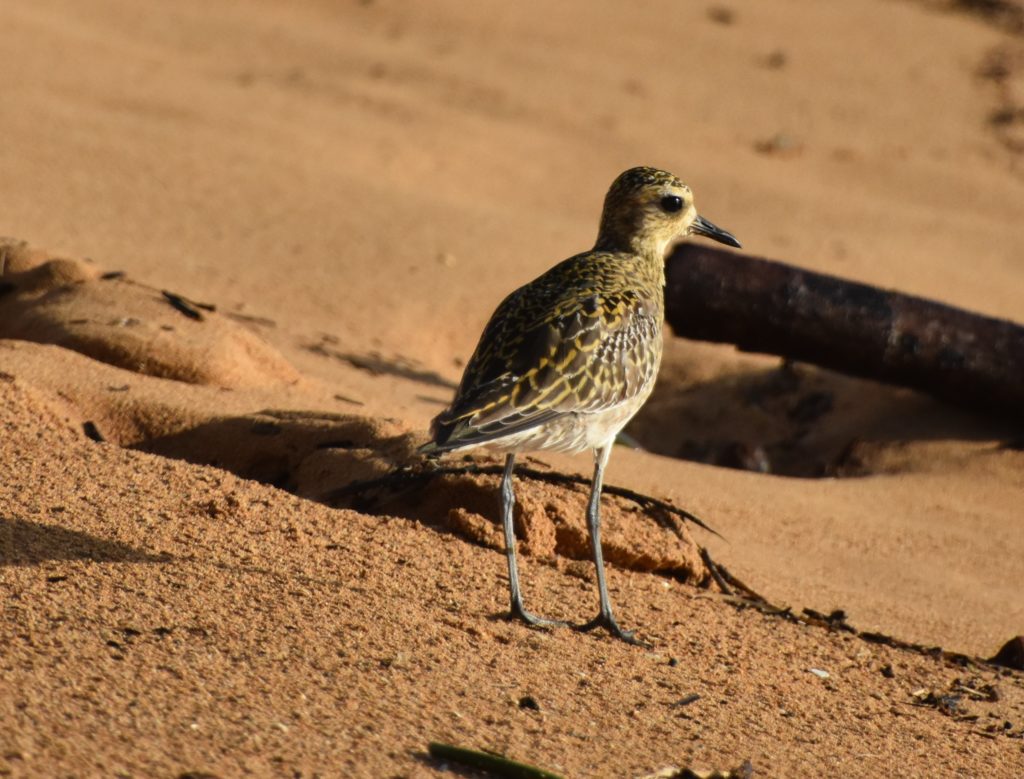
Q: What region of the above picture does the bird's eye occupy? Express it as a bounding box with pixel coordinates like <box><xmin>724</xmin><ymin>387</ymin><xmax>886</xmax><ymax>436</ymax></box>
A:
<box><xmin>660</xmin><ymin>195</ymin><xmax>684</xmax><ymax>213</ymax></box>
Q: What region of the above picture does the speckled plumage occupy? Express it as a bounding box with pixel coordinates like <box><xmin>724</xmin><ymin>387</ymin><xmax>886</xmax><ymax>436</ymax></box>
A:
<box><xmin>425</xmin><ymin>166</ymin><xmax>734</xmax><ymax>458</ymax></box>
<box><xmin>426</xmin><ymin>246</ymin><xmax>664</xmax><ymax>454</ymax></box>
<box><xmin>423</xmin><ymin>166</ymin><xmax>740</xmax><ymax>644</ymax></box>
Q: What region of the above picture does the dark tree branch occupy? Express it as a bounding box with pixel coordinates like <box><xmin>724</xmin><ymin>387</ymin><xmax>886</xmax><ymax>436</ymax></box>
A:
<box><xmin>323</xmin><ymin>461</ymin><xmax>721</xmax><ymax>539</ymax></box>
<box><xmin>665</xmin><ymin>244</ymin><xmax>1024</xmax><ymax>421</ymax></box>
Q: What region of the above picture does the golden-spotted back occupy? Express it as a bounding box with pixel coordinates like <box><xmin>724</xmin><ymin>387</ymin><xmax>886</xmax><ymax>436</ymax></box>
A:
<box><xmin>424</xmin><ymin>166</ymin><xmax>740</xmax><ymax>455</ymax></box>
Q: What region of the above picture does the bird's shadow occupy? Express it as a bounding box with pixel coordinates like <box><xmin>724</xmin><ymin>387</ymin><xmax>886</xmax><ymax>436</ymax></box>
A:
<box><xmin>132</xmin><ymin>409</ymin><xmax>418</xmax><ymax>495</ymax></box>
<box><xmin>0</xmin><ymin>516</ymin><xmax>171</xmax><ymax>566</ymax></box>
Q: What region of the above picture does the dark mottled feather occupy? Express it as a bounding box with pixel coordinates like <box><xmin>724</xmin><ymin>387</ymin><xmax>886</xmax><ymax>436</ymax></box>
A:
<box><xmin>428</xmin><ymin>250</ymin><xmax>663</xmax><ymax>452</ymax></box>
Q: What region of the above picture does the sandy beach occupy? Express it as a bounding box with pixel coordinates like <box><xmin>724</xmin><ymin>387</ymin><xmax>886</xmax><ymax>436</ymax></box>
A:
<box><xmin>2</xmin><ymin>1</ymin><xmax>1023</xmax><ymax>775</ymax></box>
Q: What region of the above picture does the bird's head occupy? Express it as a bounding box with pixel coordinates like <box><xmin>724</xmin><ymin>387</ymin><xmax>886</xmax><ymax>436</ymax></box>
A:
<box><xmin>595</xmin><ymin>166</ymin><xmax>741</xmax><ymax>256</ymax></box>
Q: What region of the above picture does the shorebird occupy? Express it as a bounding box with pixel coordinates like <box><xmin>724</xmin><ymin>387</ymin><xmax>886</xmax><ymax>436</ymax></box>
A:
<box><xmin>421</xmin><ymin>166</ymin><xmax>740</xmax><ymax>644</ymax></box>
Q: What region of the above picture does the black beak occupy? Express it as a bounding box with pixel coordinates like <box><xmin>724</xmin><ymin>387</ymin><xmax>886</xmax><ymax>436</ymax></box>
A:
<box><xmin>691</xmin><ymin>214</ymin><xmax>741</xmax><ymax>248</ymax></box>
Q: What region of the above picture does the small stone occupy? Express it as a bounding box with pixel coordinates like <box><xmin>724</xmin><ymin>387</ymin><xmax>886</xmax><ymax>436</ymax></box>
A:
<box><xmin>518</xmin><ymin>695</ymin><xmax>541</xmax><ymax>711</ymax></box>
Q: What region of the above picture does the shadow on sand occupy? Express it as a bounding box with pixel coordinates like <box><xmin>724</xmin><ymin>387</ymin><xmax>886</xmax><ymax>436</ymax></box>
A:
<box><xmin>0</xmin><ymin>517</ymin><xmax>171</xmax><ymax>566</ymax></box>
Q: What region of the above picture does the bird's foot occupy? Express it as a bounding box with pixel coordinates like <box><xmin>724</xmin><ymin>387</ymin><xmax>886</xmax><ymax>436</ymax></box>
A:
<box><xmin>508</xmin><ymin>601</ymin><xmax>570</xmax><ymax>630</ymax></box>
<box><xmin>576</xmin><ymin>612</ymin><xmax>651</xmax><ymax>647</ymax></box>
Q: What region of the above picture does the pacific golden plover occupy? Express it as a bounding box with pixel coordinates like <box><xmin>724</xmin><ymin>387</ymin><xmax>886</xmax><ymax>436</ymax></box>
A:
<box><xmin>421</xmin><ymin>166</ymin><xmax>740</xmax><ymax>644</ymax></box>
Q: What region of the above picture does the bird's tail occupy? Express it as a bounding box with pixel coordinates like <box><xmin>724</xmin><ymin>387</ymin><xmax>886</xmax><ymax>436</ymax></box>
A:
<box><xmin>418</xmin><ymin>413</ymin><xmax>455</xmax><ymax>456</ymax></box>
<box><xmin>417</xmin><ymin>440</ymin><xmax>441</xmax><ymax>455</ymax></box>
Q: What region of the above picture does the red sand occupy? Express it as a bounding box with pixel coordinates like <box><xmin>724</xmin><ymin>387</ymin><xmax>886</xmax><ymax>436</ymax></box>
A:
<box><xmin>2</xmin><ymin>1</ymin><xmax>1023</xmax><ymax>776</ymax></box>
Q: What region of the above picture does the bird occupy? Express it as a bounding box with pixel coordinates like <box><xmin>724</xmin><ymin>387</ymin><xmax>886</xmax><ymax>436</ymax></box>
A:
<box><xmin>420</xmin><ymin>166</ymin><xmax>740</xmax><ymax>644</ymax></box>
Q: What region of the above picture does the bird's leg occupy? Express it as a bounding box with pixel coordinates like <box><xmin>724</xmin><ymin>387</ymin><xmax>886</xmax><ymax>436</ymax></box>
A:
<box><xmin>576</xmin><ymin>444</ymin><xmax>649</xmax><ymax>646</ymax></box>
<box><xmin>500</xmin><ymin>453</ymin><xmax>569</xmax><ymax>629</ymax></box>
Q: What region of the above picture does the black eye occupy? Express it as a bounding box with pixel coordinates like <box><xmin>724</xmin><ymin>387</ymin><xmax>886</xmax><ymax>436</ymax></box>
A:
<box><xmin>660</xmin><ymin>195</ymin><xmax>683</xmax><ymax>213</ymax></box>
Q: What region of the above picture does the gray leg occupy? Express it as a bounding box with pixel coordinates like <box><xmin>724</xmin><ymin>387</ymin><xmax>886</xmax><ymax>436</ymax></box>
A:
<box><xmin>500</xmin><ymin>453</ymin><xmax>568</xmax><ymax>629</ymax></box>
<box><xmin>576</xmin><ymin>444</ymin><xmax>648</xmax><ymax>646</ymax></box>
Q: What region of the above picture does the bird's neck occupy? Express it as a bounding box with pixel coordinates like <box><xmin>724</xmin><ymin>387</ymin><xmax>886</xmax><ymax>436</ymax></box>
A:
<box><xmin>635</xmin><ymin>249</ymin><xmax>668</xmax><ymax>295</ymax></box>
<box><xmin>594</xmin><ymin>212</ymin><xmax>673</xmax><ymax>254</ymax></box>
<box><xmin>593</xmin><ymin>230</ymin><xmax>669</xmax><ymax>290</ymax></box>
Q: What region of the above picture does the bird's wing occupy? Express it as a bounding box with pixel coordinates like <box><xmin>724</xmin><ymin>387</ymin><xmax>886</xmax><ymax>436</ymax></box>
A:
<box><xmin>428</xmin><ymin>271</ymin><xmax>660</xmax><ymax>451</ymax></box>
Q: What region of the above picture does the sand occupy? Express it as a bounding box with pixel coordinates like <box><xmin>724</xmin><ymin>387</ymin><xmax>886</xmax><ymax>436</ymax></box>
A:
<box><xmin>2</xmin><ymin>0</ymin><xmax>1023</xmax><ymax>776</ymax></box>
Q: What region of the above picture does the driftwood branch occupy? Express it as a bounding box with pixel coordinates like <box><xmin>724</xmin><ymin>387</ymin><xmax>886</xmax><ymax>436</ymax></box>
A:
<box><xmin>665</xmin><ymin>244</ymin><xmax>1024</xmax><ymax>422</ymax></box>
